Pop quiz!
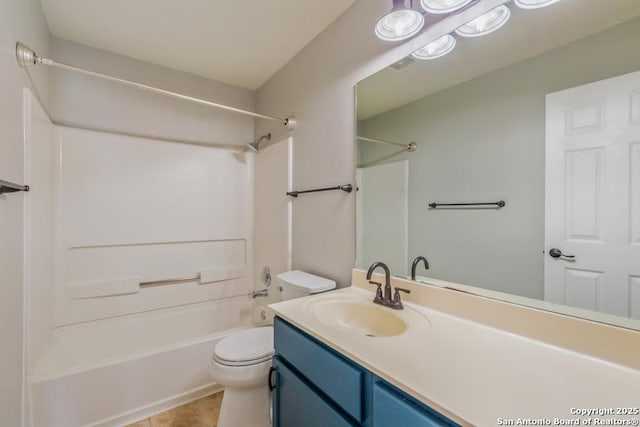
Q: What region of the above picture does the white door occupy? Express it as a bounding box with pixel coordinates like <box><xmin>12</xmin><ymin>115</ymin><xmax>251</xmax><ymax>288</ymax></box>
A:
<box><xmin>356</xmin><ymin>160</ymin><xmax>408</xmax><ymax>276</ymax></box>
<box><xmin>545</xmin><ymin>71</ymin><xmax>640</xmax><ymax>319</ymax></box>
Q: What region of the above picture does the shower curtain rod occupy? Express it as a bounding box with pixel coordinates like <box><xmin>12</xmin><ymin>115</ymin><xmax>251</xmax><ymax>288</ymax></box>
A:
<box><xmin>357</xmin><ymin>135</ymin><xmax>416</xmax><ymax>152</ymax></box>
<box><xmin>16</xmin><ymin>42</ymin><xmax>296</xmax><ymax>130</ymax></box>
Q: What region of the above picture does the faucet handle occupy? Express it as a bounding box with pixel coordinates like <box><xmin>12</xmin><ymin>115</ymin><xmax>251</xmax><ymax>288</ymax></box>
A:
<box><xmin>368</xmin><ymin>281</ymin><xmax>384</xmax><ymax>302</ymax></box>
<box><xmin>393</xmin><ymin>287</ymin><xmax>411</xmax><ymax>306</ymax></box>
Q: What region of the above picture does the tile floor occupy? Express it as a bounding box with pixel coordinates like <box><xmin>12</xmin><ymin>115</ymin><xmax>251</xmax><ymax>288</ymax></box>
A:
<box><xmin>126</xmin><ymin>392</ymin><xmax>223</xmax><ymax>427</ymax></box>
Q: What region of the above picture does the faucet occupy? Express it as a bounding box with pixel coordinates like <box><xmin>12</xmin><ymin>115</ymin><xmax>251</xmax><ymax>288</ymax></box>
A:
<box><xmin>411</xmin><ymin>256</ymin><xmax>429</xmax><ymax>281</ymax></box>
<box><xmin>252</xmin><ymin>289</ymin><xmax>269</xmax><ymax>298</ymax></box>
<box><xmin>366</xmin><ymin>261</ymin><xmax>410</xmax><ymax>310</ymax></box>
<box><xmin>366</xmin><ymin>261</ymin><xmax>392</xmax><ymax>301</ymax></box>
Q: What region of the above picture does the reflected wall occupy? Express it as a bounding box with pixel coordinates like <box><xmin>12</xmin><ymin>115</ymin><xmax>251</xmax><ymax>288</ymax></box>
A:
<box><xmin>357</xmin><ymin>17</ymin><xmax>640</xmax><ymax>300</ymax></box>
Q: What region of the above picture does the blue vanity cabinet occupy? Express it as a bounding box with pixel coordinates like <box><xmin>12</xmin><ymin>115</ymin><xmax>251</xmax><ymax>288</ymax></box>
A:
<box><xmin>272</xmin><ymin>357</ymin><xmax>358</xmax><ymax>427</ymax></box>
<box><xmin>273</xmin><ymin>316</ymin><xmax>460</xmax><ymax>427</ymax></box>
<box><xmin>273</xmin><ymin>316</ymin><xmax>369</xmax><ymax>427</ymax></box>
<box><xmin>372</xmin><ymin>378</ymin><xmax>459</xmax><ymax>427</ymax></box>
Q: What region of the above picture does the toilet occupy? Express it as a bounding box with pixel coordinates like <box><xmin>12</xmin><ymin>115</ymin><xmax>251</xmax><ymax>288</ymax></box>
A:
<box><xmin>209</xmin><ymin>270</ymin><xmax>336</xmax><ymax>427</ymax></box>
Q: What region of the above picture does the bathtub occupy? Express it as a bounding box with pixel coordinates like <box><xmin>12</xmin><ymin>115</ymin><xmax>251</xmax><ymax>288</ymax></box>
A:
<box><xmin>29</xmin><ymin>297</ymin><xmax>254</xmax><ymax>427</ymax></box>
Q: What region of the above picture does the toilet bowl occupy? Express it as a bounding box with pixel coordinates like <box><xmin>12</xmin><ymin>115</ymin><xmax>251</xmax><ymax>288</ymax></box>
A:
<box><xmin>209</xmin><ymin>271</ymin><xmax>336</xmax><ymax>426</ymax></box>
<box><xmin>210</xmin><ymin>326</ymin><xmax>274</xmax><ymax>427</ymax></box>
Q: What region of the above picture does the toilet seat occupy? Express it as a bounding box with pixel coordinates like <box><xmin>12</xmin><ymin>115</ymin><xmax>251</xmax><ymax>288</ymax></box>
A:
<box><xmin>213</xmin><ymin>326</ymin><xmax>274</xmax><ymax>367</ymax></box>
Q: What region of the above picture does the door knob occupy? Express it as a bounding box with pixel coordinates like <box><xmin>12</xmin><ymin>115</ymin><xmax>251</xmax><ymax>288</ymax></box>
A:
<box><xmin>549</xmin><ymin>248</ymin><xmax>575</xmax><ymax>259</ymax></box>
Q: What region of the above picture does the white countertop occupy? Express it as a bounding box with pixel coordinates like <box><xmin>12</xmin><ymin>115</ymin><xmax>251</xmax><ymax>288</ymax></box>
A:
<box><xmin>269</xmin><ymin>285</ymin><xmax>640</xmax><ymax>426</ymax></box>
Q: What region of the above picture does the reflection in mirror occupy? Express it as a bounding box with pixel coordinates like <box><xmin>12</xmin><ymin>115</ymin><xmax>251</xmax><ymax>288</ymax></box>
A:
<box><xmin>355</xmin><ymin>0</ymin><xmax>640</xmax><ymax>330</ymax></box>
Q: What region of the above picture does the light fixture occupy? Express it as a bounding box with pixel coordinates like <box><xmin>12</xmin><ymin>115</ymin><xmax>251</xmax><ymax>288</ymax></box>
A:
<box><xmin>420</xmin><ymin>0</ymin><xmax>473</xmax><ymax>14</ymax></box>
<box><xmin>454</xmin><ymin>4</ymin><xmax>511</xmax><ymax>38</ymax></box>
<box><xmin>411</xmin><ymin>34</ymin><xmax>457</xmax><ymax>60</ymax></box>
<box><xmin>375</xmin><ymin>0</ymin><xmax>425</xmax><ymax>41</ymax></box>
<box><xmin>514</xmin><ymin>0</ymin><xmax>561</xmax><ymax>9</ymax></box>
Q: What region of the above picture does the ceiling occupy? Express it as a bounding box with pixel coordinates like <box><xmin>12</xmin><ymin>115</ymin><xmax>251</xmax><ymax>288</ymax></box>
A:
<box><xmin>357</xmin><ymin>0</ymin><xmax>640</xmax><ymax>120</ymax></box>
<box><xmin>39</xmin><ymin>0</ymin><xmax>357</xmax><ymax>90</ymax></box>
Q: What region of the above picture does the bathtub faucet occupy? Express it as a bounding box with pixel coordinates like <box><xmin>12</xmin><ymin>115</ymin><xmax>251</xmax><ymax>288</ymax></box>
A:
<box><xmin>252</xmin><ymin>289</ymin><xmax>269</xmax><ymax>298</ymax></box>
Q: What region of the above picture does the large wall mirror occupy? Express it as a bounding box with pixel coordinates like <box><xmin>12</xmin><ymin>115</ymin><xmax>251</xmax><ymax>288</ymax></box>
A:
<box><xmin>355</xmin><ymin>0</ymin><xmax>640</xmax><ymax>330</ymax></box>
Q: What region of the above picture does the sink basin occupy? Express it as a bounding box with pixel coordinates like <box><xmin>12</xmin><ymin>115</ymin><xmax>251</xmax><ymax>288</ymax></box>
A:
<box><xmin>309</xmin><ymin>300</ymin><xmax>407</xmax><ymax>337</ymax></box>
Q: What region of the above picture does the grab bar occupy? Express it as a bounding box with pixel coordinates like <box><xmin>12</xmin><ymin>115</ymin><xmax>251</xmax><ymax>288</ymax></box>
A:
<box><xmin>68</xmin><ymin>266</ymin><xmax>246</xmax><ymax>298</ymax></box>
<box><xmin>139</xmin><ymin>274</ymin><xmax>201</xmax><ymax>287</ymax></box>
<box><xmin>140</xmin><ymin>266</ymin><xmax>245</xmax><ymax>287</ymax></box>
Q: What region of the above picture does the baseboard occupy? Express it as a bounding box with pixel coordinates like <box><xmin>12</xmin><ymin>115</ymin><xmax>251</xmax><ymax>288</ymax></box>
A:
<box><xmin>85</xmin><ymin>382</ymin><xmax>223</xmax><ymax>427</ymax></box>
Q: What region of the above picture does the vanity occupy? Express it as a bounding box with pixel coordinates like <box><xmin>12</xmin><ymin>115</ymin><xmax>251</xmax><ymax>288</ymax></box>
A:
<box><xmin>269</xmin><ymin>270</ymin><xmax>640</xmax><ymax>427</ymax></box>
<box><xmin>268</xmin><ymin>3</ymin><xmax>640</xmax><ymax>425</ymax></box>
<box><xmin>273</xmin><ymin>317</ymin><xmax>458</xmax><ymax>427</ymax></box>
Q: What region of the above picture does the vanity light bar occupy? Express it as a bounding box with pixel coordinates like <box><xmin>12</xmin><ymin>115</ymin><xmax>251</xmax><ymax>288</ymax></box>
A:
<box><xmin>380</xmin><ymin>0</ymin><xmax>563</xmax><ymax>57</ymax></box>
<box><xmin>454</xmin><ymin>4</ymin><xmax>511</xmax><ymax>38</ymax></box>
<box><xmin>420</xmin><ymin>0</ymin><xmax>473</xmax><ymax>14</ymax></box>
<box><xmin>375</xmin><ymin>0</ymin><xmax>425</xmax><ymax>41</ymax></box>
<box><xmin>514</xmin><ymin>0</ymin><xmax>561</xmax><ymax>9</ymax></box>
<box><xmin>411</xmin><ymin>34</ymin><xmax>457</xmax><ymax>60</ymax></box>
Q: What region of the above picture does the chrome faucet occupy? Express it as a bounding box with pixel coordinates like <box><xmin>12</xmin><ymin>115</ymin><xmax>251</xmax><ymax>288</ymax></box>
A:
<box><xmin>366</xmin><ymin>261</ymin><xmax>410</xmax><ymax>310</ymax></box>
<box><xmin>411</xmin><ymin>256</ymin><xmax>430</xmax><ymax>281</ymax></box>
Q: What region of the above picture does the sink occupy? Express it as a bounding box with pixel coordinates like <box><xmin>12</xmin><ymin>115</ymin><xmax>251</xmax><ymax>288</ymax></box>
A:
<box><xmin>309</xmin><ymin>299</ymin><xmax>407</xmax><ymax>337</ymax></box>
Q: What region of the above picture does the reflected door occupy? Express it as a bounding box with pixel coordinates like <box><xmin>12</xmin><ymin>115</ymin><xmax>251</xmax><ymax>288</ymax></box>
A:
<box><xmin>356</xmin><ymin>160</ymin><xmax>408</xmax><ymax>276</ymax></box>
<box><xmin>545</xmin><ymin>70</ymin><xmax>640</xmax><ymax>318</ymax></box>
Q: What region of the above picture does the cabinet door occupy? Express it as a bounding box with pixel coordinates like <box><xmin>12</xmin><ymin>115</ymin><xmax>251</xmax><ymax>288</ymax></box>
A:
<box><xmin>274</xmin><ymin>317</ymin><xmax>365</xmax><ymax>421</ymax></box>
<box><xmin>273</xmin><ymin>357</ymin><xmax>357</xmax><ymax>427</ymax></box>
<box><xmin>373</xmin><ymin>379</ymin><xmax>460</xmax><ymax>427</ymax></box>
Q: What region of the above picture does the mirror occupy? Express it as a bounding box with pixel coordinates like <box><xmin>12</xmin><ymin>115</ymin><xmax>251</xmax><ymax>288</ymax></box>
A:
<box><xmin>355</xmin><ymin>0</ymin><xmax>640</xmax><ymax>330</ymax></box>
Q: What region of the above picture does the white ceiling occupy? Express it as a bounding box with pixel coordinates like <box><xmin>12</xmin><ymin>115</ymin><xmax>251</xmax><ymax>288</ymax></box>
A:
<box><xmin>39</xmin><ymin>0</ymin><xmax>357</xmax><ymax>90</ymax></box>
<box><xmin>358</xmin><ymin>0</ymin><xmax>640</xmax><ymax>120</ymax></box>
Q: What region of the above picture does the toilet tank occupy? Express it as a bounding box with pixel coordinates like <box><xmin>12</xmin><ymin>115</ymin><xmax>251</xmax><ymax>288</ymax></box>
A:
<box><xmin>277</xmin><ymin>270</ymin><xmax>336</xmax><ymax>300</ymax></box>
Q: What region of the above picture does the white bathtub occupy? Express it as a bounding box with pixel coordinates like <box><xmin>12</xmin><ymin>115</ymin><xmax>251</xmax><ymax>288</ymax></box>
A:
<box><xmin>29</xmin><ymin>297</ymin><xmax>253</xmax><ymax>427</ymax></box>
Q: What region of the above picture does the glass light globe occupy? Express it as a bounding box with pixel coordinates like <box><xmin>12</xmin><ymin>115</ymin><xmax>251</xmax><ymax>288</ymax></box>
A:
<box><xmin>454</xmin><ymin>5</ymin><xmax>511</xmax><ymax>38</ymax></box>
<box><xmin>514</xmin><ymin>0</ymin><xmax>561</xmax><ymax>9</ymax></box>
<box><xmin>420</xmin><ymin>0</ymin><xmax>473</xmax><ymax>14</ymax></box>
<box><xmin>375</xmin><ymin>7</ymin><xmax>425</xmax><ymax>41</ymax></box>
<box><xmin>411</xmin><ymin>34</ymin><xmax>457</xmax><ymax>60</ymax></box>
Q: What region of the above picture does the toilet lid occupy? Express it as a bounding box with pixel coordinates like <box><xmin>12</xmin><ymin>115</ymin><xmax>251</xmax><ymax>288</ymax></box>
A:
<box><xmin>213</xmin><ymin>326</ymin><xmax>274</xmax><ymax>366</ymax></box>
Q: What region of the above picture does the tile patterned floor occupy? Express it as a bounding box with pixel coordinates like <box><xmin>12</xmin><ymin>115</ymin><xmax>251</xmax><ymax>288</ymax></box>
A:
<box><xmin>126</xmin><ymin>392</ymin><xmax>223</xmax><ymax>427</ymax></box>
